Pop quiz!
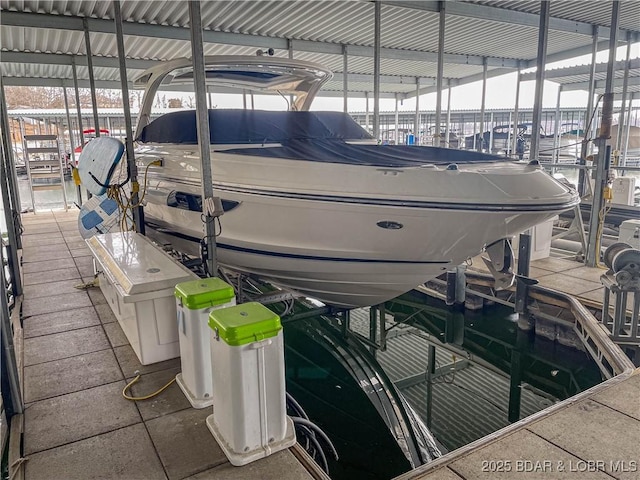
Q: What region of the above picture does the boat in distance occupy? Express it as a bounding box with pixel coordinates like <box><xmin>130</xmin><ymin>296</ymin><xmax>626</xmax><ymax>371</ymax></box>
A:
<box><xmin>133</xmin><ymin>56</ymin><xmax>580</xmax><ymax>308</ymax></box>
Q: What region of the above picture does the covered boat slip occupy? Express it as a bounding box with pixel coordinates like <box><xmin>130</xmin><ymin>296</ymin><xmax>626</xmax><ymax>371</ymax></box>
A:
<box><xmin>138</xmin><ymin>109</ymin><xmax>507</xmax><ymax>166</ymax></box>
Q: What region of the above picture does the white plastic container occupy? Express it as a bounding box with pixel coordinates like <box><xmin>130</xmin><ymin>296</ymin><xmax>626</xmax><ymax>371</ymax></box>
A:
<box><xmin>206</xmin><ymin>302</ymin><xmax>295</xmax><ymax>466</ymax></box>
<box><xmin>512</xmin><ymin>216</ymin><xmax>557</xmax><ymax>261</ymax></box>
<box><xmin>86</xmin><ymin>232</ymin><xmax>197</xmax><ymax>365</ymax></box>
<box><xmin>174</xmin><ymin>278</ymin><xmax>235</xmax><ymax>408</ymax></box>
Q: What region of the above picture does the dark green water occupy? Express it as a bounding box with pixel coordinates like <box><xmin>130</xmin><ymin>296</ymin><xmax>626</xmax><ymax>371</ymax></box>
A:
<box><xmin>283</xmin><ymin>289</ymin><xmax>603</xmax><ymax>480</ymax></box>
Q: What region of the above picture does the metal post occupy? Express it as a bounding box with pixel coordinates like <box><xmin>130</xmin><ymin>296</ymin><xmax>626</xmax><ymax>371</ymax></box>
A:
<box><xmin>579</xmin><ymin>26</ymin><xmax>599</xmax><ymax>196</ymax></box>
<box><xmin>616</xmin><ymin>32</ymin><xmax>632</xmax><ymax>155</ymax></box>
<box><xmin>529</xmin><ymin>0</ymin><xmax>550</xmax><ymax>162</ymax></box>
<box><xmin>622</xmin><ymin>93</ymin><xmax>635</xmax><ymax>164</ymax></box>
<box><xmin>488</xmin><ymin>112</ymin><xmax>494</xmax><ymax>154</ymax></box>
<box><xmin>0</xmin><ymin>130</ymin><xmax>22</xmax><ymax>297</ymax></box>
<box><xmin>425</xmin><ymin>344</ymin><xmax>436</xmax><ymax>428</ymax></box>
<box><xmin>0</xmin><ymin>237</ymin><xmax>23</xmax><ymax>416</ymax></box>
<box><xmin>342</xmin><ymin>45</ymin><xmax>348</xmax><ymax>113</ymax></box>
<box><xmin>414</xmin><ymin>78</ymin><xmax>420</xmax><ymax>145</ymax></box>
<box><xmin>71</xmin><ymin>59</ymin><xmax>86</xmax><ymax>150</ymax></box>
<box><xmin>365</xmin><ymin>91</ymin><xmax>370</xmax><ymax>134</ymax></box>
<box><xmin>0</xmin><ymin>78</ymin><xmax>23</xmax><ymax>248</ymax></box>
<box><xmin>372</xmin><ymin>0</ymin><xmax>381</xmax><ymax>139</ymax></box>
<box><xmin>113</xmin><ymin>0</ymin><xmax>144</xmax><ymax>234</ymax></box>
<box><xmin>552</xmin><ymin>86</ymin><xmax>562</xmax><ymax>165</ymax></box>
<box><xmin>288</xmin><ymin>39</ymin><xmax>294</xmax><ymax>109</ymax></box>
<box><xmin>435</xmin><ymin>0</ymin><xmax>446</xmax><ymax>147</ymax></box>
<box><xmin>586</xmin><ymin>1</ymin><xmax>619</xmax><ymax>267</ymax></box>
<box><xmin>478</xmin><ymin>57</ymin><xmax>487</xmax><ymax>152</ymax></box>
<box><xmin>511</xmin><ymin>64</ymin><xmax>521</xmax><ymax>158</ymax></box>
<box><xmin>189</xmin><ymin>0</ymin><xmax>217</xmax><ymax>277</ymax></box>
<box><xmin>83</xmin><ymin>18</ymin><xmax>101</xmax><ymax>137</ymax></box>
<box><xmin>63</xmin><ymin>86</ymin><xmax>82</xmax><ymax>205</ymax></box>
<box><xmin>445</xmin><ymin>84</ymin><xmax>452</xmax><ymax>148</ymax></box>
<box><xmin>369</xmin><ymin>306</ymin><xmax>378</xmax><ymax>356</ymax></box>
<box><xmin>394</xmin><ymin>93</ymin><xmax>399</xmax><ymax>144</ymax></box>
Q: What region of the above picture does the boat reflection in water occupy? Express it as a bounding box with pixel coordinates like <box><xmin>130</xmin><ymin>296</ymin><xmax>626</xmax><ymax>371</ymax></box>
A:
<box><xmin>282</xmin><ymin>289</ymin><xmax>602</xmax><ymax>479</ymax></box>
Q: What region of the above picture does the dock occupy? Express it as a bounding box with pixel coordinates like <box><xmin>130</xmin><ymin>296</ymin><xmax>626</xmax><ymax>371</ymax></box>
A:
<box><xmin>17</xmin><ymin>210</ymin><xmax>323</xmax><ymax>480</ymax></box>
<box><xmin>11</xmin><ymin>209</ymin><xmax>640</xmax><ymax>480</ymax></box>
<box><xmin>396</xmin><ymin>369</ymin><xmax>640</xmax><ymax>480</ymax></box>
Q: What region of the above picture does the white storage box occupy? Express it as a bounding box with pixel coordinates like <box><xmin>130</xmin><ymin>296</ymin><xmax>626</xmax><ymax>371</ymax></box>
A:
<box><xmin>174</xmin><ymin>277</ymin><xmax>235</xmax><ymax>408</ymax></box>
<box><xmin>612</xmin><ymin>177</ymin><xmax>636</xmax><ymax>206</ymax></box>
<box><xmin>619</xmin><ymin>219</ymin><xmax>640</xmax><ymax>249</ymax></box>
<box><xmin>206</xmin><ymin>302</ymin><xmax>295</xmax><ymax>466</ymax></box>
<box><xmin>86</xmin><ymin>232</ymin><xmax>197</xmax><ymax>365</ymax></box>
<box><xmin>513</xmin><ymin>216</ymin><xmax>557</xmax><ymax>262</ymax></box>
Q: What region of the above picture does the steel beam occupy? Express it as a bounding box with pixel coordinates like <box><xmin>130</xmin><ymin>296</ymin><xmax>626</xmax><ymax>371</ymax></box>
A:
<box><xmin>511</xmin><ymin>64</ymin><xmax>522</xmax><ymax>158</ymax></box>
<box><xmin>83</xmin><ymin>18</ymin><xmax>101</xmax><ymax>137</ymax></box>
<box><xmin>188</xmin><ymin>0</ymin><xmax>217</xmax><ymax>277</ymax></box>
<box><xmin>62</xmin><ymin>86</ymin><xmax>82</xmax><ymax>205</ymax></box>
<box><xmin>579</xmin><ymin>26</ymin><xmax>599</xmax><ymax>197</ymax></box>
<box><xmin>586</xmin><ymin>1</ymin><xmax>620</xmax><ymax>268</ymax></box>
<box><xmin>114</xmin><ymin>0</ymin><xmax>144</xmax><ymax>234</ymax></box>
<box><xmin>434</xmin><ymin>1</ymin><xmax>446</xmax><ymax>147</ymax></box>
<box><xmin>373</xmin><ymin>0</ymin><xmax>381</xmax><ymax>139</ymax></box>
<box><xmin>616</xmin><ymin>32</ymin><xmax>633</xmax><ymax>152</ymax></box>
<box><xmin>529</xmin><ymin>1</ymin><xmax>550</xmax><ymax>162</ymax></box>
<box><xmin>477</xmin><ymin>58</ymin><xmax>487</xmax><ymax>152</ymax></box>
<box><xmin>71</xmin><ymin>59</ymin><xmax>86</xmax><ymax>149</ymax></box>
<box><xmin>414</xmin><ymin>78</ymin><xmax>420</xmax><ymax>145</ymax></box>
<box><xmin>342</xmin><ymin>45</ymin><xmax>348</xmax><ymax>113</ymax></box>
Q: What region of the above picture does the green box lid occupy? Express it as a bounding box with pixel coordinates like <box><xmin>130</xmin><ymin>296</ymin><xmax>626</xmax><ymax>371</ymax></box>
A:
<box><xmin>208</xmin><ymin>302</ymin><xmax>281</xmax><ymax>346</ymax></box>
<box><xmin>174</xmin><ymin>277</ymin><xmax>235</xmax><ymax>310</ymax></box>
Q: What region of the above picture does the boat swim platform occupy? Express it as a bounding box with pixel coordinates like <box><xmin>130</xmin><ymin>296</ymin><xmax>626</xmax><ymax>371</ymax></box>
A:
<box><xmin>13</xmin><ymin>209</ymin><xmax>324</xmax><ymax>480</ymax></box>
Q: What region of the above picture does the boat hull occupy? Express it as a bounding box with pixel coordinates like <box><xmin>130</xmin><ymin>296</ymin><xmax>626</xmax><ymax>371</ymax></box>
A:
<box><xmin>140</xmin><ymin>155</ymin><xmax>577</xmax><ymax>307</ymax></box>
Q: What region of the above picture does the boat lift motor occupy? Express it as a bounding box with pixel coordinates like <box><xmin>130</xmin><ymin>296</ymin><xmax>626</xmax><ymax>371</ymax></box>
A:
<box><xmin>601</xmin><ymin>242</ymin><xmax>640</xmax><ymax>344</ymax></box>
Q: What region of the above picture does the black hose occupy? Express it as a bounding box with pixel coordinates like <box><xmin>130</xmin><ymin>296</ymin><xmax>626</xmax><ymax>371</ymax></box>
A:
<box><xmin>286</xmin><ymin>392</ymin><xmax>309</xmax><ymax>420</ymax></box>
<box><xmin>290</xmin><ymin>416</ymin><xmax>339</xmax><ymax>461</ymax></box>
<box><xmin>296</xmin><ymin>424</ymin><xmax>328</xmax><ymax>473</ymax></box>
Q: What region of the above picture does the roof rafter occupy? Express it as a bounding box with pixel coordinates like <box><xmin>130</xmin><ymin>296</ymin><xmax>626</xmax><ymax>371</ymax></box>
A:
<box><xmin>0</xmin><ymin>51</ymin><xmax>439</xmax><ymax>88</ymax></box>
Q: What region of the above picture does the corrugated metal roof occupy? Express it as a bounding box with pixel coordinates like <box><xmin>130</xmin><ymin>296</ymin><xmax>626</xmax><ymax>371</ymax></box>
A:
<box><xmin>467</xmin><ymin>0</ymin><xmax>640</xmax><ymax>32</ymax></box>
<box><xmin>1</xmin><ymin>0</ymin><xmax>639</xmax><ymax>97</ymax></box>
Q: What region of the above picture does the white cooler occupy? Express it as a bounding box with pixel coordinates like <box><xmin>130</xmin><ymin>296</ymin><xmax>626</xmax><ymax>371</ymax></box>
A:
<box><xmin>206</xmin><ymin>302</ymin><xmax>295</xmax><ymax>466</ymax></box>
<box><xmin>86</xmin><ymin>232</ymin><xmax>197</xmax><ymax>365</ymax></box>
<box><xmin>174</xmin><ymin>277</ymin><xmax>235</xmax><ymax>408</ymax></box>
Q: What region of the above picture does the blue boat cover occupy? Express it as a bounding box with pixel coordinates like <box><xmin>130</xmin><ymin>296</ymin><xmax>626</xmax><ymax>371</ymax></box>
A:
<box><xmin>137</xmin><ymin>109</ymin><xmax>508</xmax><ymax>167</ymax></box>
<box><xmin>137</xmin><ymin>110</ymin><xmax>372</xmax><ymax>144</ymax></box>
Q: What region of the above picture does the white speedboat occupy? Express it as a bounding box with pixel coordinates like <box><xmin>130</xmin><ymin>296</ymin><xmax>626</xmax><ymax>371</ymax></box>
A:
<box><xmin>133</xmin><ymin>56</ymin><xmax>579</xmax><ymax>308</ymax></box>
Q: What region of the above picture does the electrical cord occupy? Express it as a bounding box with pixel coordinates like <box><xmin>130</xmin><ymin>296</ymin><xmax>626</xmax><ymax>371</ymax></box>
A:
<box><xmin>122</xmin><ymin>373</ymin><xmax>176</xmax><ymax>401</ymax></box>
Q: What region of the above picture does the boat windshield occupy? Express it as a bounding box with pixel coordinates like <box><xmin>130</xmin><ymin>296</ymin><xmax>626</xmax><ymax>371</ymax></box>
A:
<box><xmin>134</xmin><ymin>56</ymin><xmax>332</xmax><ymax>138</ymax></box>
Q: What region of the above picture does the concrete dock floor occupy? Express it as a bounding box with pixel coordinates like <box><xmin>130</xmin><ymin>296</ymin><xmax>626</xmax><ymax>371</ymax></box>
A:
<box><xmin>18</xmin><ymin>210</ymin><xmax>316</xmax><ymax>480</ymax></box>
